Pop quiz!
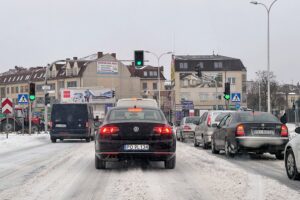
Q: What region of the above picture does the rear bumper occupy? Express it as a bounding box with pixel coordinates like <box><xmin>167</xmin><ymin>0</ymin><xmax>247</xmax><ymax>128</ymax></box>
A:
<box><xmin>50</xmin><ymin>129</ymin><xmax>90</xmax><ymax>139</ymax></box>
<box><xmin>182</xmin><ymin>131</ymin><xmax>195</xmax><ymax>139</ymax></box>
<box><xmin>95</xmin><ymin>139</ymin><xmax>176</xmax><ymax>161</ymax></box>
<box><xmin>236</xmin><ymin>136</ymin><xmax>289</xmax><ymax>153</ymax></box>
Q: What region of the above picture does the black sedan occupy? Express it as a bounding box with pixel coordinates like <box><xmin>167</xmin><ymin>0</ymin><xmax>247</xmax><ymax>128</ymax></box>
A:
<box><xmin>211</xmin><ymin>111</ymin><xmax>289</xmax><ymax>159</ymax></box>
<box><xmin>94</xmin><ymin>106</ymin><xmax>176</xmax><ymax>169</ymax></box>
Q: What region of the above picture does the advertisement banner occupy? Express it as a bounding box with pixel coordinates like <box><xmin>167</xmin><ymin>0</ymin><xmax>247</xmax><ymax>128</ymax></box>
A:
<box><xmin>61</xmin><ymin>88</ymin><xmax>115</xmax><ymax>104</ymax></box>
<box><xmin>180</xmin><ymin>72</ymin><xmax>223</xmax><ymax>88</ymax></box>
<box><xmin>97</xmin><ymin>61</ymin><xmax>118</xmax><ymax>74</ymax></box>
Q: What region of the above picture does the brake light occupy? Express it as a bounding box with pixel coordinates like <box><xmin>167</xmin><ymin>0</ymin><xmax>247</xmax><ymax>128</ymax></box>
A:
<box><xmin>153</xmin><ymin>125</ymin><xmax>172</xmax><ymax>135</ymax></box>
<box><xmin>100</xmin><ymin>125</ymin><xmax>119</xmax><ymax>135</ymax></box>
<box><xmin>207</xmin><ymin>114</ymin><xmax>211</xmax><ymax>127</ymax></box>
<box><xmin>128</xmin><ymin>108</ymin><xmax>143</xmax><ymax>112</ymax></box>
<box><xmin>280</xmin><ymin>124</ymin><xmax>288</xmax><ymax>137</ymax></box>
<box><xmin>184</xmin><ymin>125</ymin><xmax>191</xmax><ymax>130</ymax></box>
<box><xmin>236</xmin><ymin>124</ymin><xmax>245</xmax><ymax>136</ymax></box>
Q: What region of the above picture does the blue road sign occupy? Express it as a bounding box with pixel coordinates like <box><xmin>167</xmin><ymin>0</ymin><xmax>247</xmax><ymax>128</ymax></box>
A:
<box><xmin>18</xmin><ymin>94</ymin><xmax>29</xmax><ymax>105</ymax></box>
<box><xmin>235</xmin><ymin>103</ymin><xmax>241</xmax><ymax>110</ymax></box>
<box><xmin>231</xmin><ymin>93</ymin><xmax>241</xmax><ymax>102</ymax></box>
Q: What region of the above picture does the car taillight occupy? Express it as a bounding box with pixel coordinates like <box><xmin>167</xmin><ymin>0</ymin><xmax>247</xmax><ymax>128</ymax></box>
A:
<box><xmin>236</xmin><ymin>124</ymin><xmax>245</xmax><ymax>136</ymax></box>
<box><xmin>100</xmin><ymin>125</ymin><xmax>119</xmax><ymax>135</ymax></box>
<box><xmin>280</xmin><ymin>124</ymin><xmax>288</xmax><ymax>137</ymax></box>
<box><xmin>207</xmin><ymin>114</ymin><xmax>211</xmax><ymax>127</ymax></box>
<box><xmin>183</xmin><ymin>125</ymin><xmax>191</xmax><ymax>130</ymax></box>
<box><xmin>153</xmin><ymin>125</ymin><xmax>172</xmax><ymax>135</ymax></box>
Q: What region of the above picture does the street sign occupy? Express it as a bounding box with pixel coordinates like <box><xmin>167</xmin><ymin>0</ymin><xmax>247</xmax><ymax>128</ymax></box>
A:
<box><xmin>231</xmin><ymin>93</ymin><xmax>241</xmax><ymax>102</ymax></box>
<box><xmin>181</xmin><ymin>100</ymin><xmax>194</xmax><ymax>110</ymax></box>
<box><xmin>2</xmin><ymin>98</ymin><xmax>13</xmax><ymax>114</ymax></box>
<box><xmin>42</xmin><ymin>85</ymin><xmax>51</xmax><ymax>90</ymax></box>
<box><xmin>18</xmin><ymin>94</ymin><xmax>29</xmax><ymax>105</ymax></box>
<box><xmin>235</xmin><ymin>103</ymin><xmax>241</xmax><ymax>110</ymax></box>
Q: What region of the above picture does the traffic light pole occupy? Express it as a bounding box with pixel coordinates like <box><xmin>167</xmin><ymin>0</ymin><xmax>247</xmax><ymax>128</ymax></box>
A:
<box><xmin>29</xmin><ymin>100</ymin><xmax>32</xmax><ymax>135</ymax></box>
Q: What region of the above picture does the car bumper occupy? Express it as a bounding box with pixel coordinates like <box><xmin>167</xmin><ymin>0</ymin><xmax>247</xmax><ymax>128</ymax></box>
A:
<box><xmin>236</xmin><ymin>136</ymin><xmax>289</xmax><ymax>152</ymax></box>
<box><xmin>50</xmin><ymin>129</ymin><xmax>89</xmax><ymax>139</ymax></box>
<box><xmin>203</xmin><ymin>131</ymin><xmax>214</xmax><ymax>143</ymax></box>
<box><xmin>95</xmin><ymin>139</ymin><xmax>176</xmax><ymax>161</ymax></box>
<box><xmin>182</xmin><ymin>131</ymin><xmax>195</xmax><ymax>139</ymax></box>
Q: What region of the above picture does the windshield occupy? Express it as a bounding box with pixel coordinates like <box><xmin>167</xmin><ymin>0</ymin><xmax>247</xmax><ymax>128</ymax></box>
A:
<box><xmin>51</xmin><ymin>104</ymin><xmax>88</xmax><ymax>122</ymax></box>
<box><xmin>108</xmin><ymin>108</ymin><xmax>164</xmax><ymax>122</ymax></box>
<box><xmin>238</xmin><ymin>112</ymin><xmax>279</xmax><ymax>123</ymax></box>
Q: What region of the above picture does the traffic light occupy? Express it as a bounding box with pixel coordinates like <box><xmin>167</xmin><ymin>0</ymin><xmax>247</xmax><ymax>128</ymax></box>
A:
<box><xmin>29</xmin><ymin>83</ymin><xmax>36</xmax><ymax>101</ymax></box>
<box><xmin>134</xmin><ymin>50</ymin><xmax>144</xmax><ymax>68</ymax></box>
<box><xmin>45</xmin><ymin>93</ymin><xmax>50</xmax><ymax>105</ymax></box>
<box><xmin>224</xmin><ymin>82</ymin><xmax>230</xmax><ymax>100</ymax></box>
<box><xmin>195</xmin><ymin>65</ymin><xmax>202</xmax><ymax>78</ymax></box>
<box><xmin>112</xmin><ymin>90</ymin><xmax>115</xmax><ymax>98</ymax></box>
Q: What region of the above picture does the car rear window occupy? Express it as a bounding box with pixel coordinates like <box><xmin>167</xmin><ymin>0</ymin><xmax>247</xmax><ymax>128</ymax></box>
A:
<box><xmin>108</xmin><ymin>108</ymin><xmax>164</xmax><ymax>121</ymax></box>
<box><xmin>238</xmin><ymin>112</ymin><xmax>279</xmax><ymax>123</ymax></box>
<box><xmin>51</xmin><ymin>104</ymin><xmax>88</xmax><ymax>122</ymax></box>
<box><xmin>185</xmin><ymin>117</ymin><xmax>200</xmax><ymax>124</ymax></box>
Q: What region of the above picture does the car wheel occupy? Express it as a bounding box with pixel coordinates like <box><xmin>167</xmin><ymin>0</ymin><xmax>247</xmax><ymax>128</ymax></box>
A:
<box><xmin>86</xmin><ymin>137</ymin><xmax>91</xmax><ymax>142</ymax></box>
<box><xmin>194</xmin><ymin>136</ymin><xmax>199</xmax><ymax>147</ymax></box>
<box><xmin>51</xmin><ymin>137</ymin><xmax>56</xmax><ymax>143</ymax></box>
<box><xmin>225</xmin><ymin>140</ymin><xmax>234</xmax><ymax>158</ymax></box>
<box><xmin>95</xmin><ymin>155</ymin><xmax>106</xmax><ymax>169</ymax></box>
<box><xmin>275</xmin><ymin>151</ymin><xmax>284</xmax><ymax>160</ymax></box>
<box><xmin>165</xmin><ymin>156</ymin><xmax>176</xmax><ymax>169</ymax></box>
<box><xmin>285</xmin><ymin>149</ymin><xmax>300</xmax><ymax>180</ymax></box>
<box><xmin>203</xmin><ymin>137</ymin><xmax>209</xmax><ymax>149</ymax></box>
<box><xmin>211</xmin><ymin>138</ymin><xmax>219</xmax><ymax>154</ymax></box>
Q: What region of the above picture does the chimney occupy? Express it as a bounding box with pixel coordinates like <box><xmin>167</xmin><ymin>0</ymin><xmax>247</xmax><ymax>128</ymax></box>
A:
<box><xmin>97</xmin><ymin>52</ymin><xmax>103</xmax><ymax>59</ymax></box>
<box><xmin>111</xmin><ymin>53</ymin><xmax>116</xmax><ymax>58</ymax></box>
<box><xmin>73</xmin><ymin>57</ymin><xmax>78</xmax><ymax>60</ymax></box>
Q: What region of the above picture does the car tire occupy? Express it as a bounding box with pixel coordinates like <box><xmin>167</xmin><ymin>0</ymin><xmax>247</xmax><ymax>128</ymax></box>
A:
<box><xmin>165</xmin><ymin>156</ymin><xmax>176</xmax><ymax>169</ymax></box>
<box><xmin>51</xmin><ymin>137</ymin><xmax>56</xmax><ymax>143</ymax></box>
<box><xmin>275</xmin><ymin>152</ymin><xmax>284</xmax><ymax>160</ymax></box>
<box><xmin>285</xmin><ymin>149</ymin><xmax>300</xmax><ymax>180</ymax></box>
<box><xmin>86</xmin><ymin>137</ymin><xmax>91</xmax><ymax>142</ymax></box>
<box><xmin>194</xmin><ymin>135</ymin><xmax>199</xmax><ymax>147</ymax></box>
<box><xmin>203</xmin><ymin>137</ymin><xmax>209</xmax><ymax>149</ymax></box>
<box><xmin>225</xmin><ymin>140</ymin><xmax>234</xmax><ymax>158</ymax></box>
<box><xmin>211</xmin><ymin>138</ymin><xmax>219</xmax><ymax>154</ymax></box>
<box><xmin>95</xmin><ymin>155</ymin><xmax>106</xmax><ymax>169</ymax></box>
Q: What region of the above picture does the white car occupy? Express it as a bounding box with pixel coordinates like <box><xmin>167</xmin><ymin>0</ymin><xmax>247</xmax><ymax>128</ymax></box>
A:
<box><xmin>285</xmin><ymin>127</ymin><xmax>300</xmax><ymax>180</ymax></box>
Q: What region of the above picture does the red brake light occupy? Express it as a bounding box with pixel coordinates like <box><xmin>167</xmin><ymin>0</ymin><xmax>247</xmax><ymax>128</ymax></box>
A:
<box><xmin>100</xmin><ymin>125</ymin><xmax>119</xmax><ymax>135</ymax></box>
<box><xmin>280</xmin><ymin>124</ymin><xmax>288</xmax><ymax>137</ymax></box>
<box><xmin>128</xmin><ymin>108</ymin><xmax>143</xmax><ymax>112</ymax></box>
<box><xmin>153</xmin><ymin>125</ymin><xmax>172</xmax><ymax>135</ymax></box>
<box><xmin>236</xmin><ymin>124</ymin><xmax>245</xmax><ymax>136</ymax></box>
<box><xmin>207</xmin><ymin>114</ymin><xmax>211</xmax><ymax>126</ymax></box>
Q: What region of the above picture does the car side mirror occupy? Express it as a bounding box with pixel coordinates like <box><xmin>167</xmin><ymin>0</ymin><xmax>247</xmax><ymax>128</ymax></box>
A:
<box><xmin>94</xmin><ymin>121</ymin><xmax>102</xmax><ymax>127</ymax></box>
<box><xmin>217</xmin><ymin>124</ymin><xmax>221</xmax><ymax>129</ymax></box>
<box><xmin>169</xmin><ymin>122</ymin><xmax>174</xmax><ymax>126</ymax></box>
<box><xmin>295</xmin><ymin>127</ymin><xmax>300</xmax><ymax>134</ymax></box>
<box><xmin>212</xmin><ymin>123</ymin><xmax>218</xmax><ymax>128</ymax></box>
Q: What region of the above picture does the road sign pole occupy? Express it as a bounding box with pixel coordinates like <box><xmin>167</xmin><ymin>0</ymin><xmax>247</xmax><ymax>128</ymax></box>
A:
<box><xmin>45</xmin><ymin>104</ymin><xmax>48</xmax><ymax>133</ymax></box>
<box><xmin>29</xmin><ymin>101</ymin><xmax>32</xmax><ymax>135</ymax></box>
<box><xmin>6</xmin><ymin>115</ymin><xmax>8</xmax><ymax>139</ymax></box>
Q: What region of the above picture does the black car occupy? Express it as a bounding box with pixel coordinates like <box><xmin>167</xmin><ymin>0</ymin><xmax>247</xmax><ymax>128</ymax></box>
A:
<box><xmin>50</xmin><ymin>103</ymin><xmax>95</xmax><ymax>143</ymax></box>
<box><xmin>94</xmin><ymin>106</ymin><xmax>176</xmax><ymax>169</ymax></box>
<box><xmin>211</xmin><ymin>111</ymin><xmax>289</xmax><ymax>159</ymax></box>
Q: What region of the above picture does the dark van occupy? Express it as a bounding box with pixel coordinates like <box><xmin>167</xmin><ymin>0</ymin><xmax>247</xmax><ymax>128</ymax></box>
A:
<box><xmin>50</xmin><ymin>103</ymin><xmax>95</xmax><ymax>143</ymax></box>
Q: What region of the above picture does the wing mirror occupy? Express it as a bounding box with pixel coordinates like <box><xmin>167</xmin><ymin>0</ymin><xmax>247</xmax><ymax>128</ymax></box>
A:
<box><xmin>295</xmin><ymin>127</ymin><xmax>300</xmax><ymax>134</ymax></box>
<box><xmin>216</xmin><ymin>124</ymin><xmax>221</xmax><ymax>129</ymax></box>
<box><xmin>195</xmin><ymin>121</ymin><xmax>200</xmax><ymax>126</ymax></box>
<box><xmin>212</xmin><ymin>123</ymin><xmax>218</xmax><ymax>128</ymax></box>
<box><xmin>94</xmin><ymin>121</ymin><xmax>102</xmax><ymax>127</ymax></box>
<box><xmin>169</xmin><ymin>122</ymin><xmax>174</xmax><ymax>126</ymax></box>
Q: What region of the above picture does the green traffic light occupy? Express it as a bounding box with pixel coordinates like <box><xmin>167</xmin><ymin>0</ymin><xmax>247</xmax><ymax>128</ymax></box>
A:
<box><xmin>136</xmin><ymin>61</ymin><xmax>142</xmax><ymax>66</ymax></box>
<box><xmin>224</xmin><ymin>94</ymin><xmax>230</xmax><ymax>100</ymax></box>
<box><xmin>29</xmin><ymin>95</ymin><xmax>36</xmax><ymax>101</ymax></box>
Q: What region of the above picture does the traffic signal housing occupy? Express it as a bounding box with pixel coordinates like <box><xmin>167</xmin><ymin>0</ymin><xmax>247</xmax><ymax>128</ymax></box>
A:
<box><xmin>29</xmin><ymin>83</ymin><xmax>36</xmax><ymax>101</ymax></box>
<box><xmin>224</xmin><ymin>82</ymin><xmax>230</xmax><ymax>100</ymax></box>
<box><xmin>112</xmin><ymin>90</ymin><xmax>115</xmax><ymax>98</ymax></box>
<box><xmin>195</xmin><ymin>65</ymin><xmax>202</xmax><ymax>78</ymax></box>
<box><xmin>45</xmin><ymin>93</ymin><xmax>50</xmax><ymax>105</ymax></box>
<box><xmin>134</xmin><ymin>50</ymin><xmax>144</xmax><ymax>68</ymax></box>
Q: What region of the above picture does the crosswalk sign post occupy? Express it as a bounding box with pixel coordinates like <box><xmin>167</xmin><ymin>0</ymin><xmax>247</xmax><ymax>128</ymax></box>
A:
<box><xmin>18</xmin><ymin>94</ymin><xmax>29</xmax><ymax>105</ymax></box>
<box><xmin>231</xmin><ymin>93</ymin><xmax>241</xmax><ymax>102</ymax></box>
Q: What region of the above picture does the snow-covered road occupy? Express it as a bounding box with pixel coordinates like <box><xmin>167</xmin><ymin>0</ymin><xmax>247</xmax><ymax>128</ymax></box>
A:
<box><xmin>0</xmin><ymin>133</ymin><xmax>299</xmax><ymax>200</ymax></box>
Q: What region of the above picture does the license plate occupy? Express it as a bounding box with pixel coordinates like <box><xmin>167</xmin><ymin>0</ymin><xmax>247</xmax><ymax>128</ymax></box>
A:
<box><xmin>124</xmin><ymin>144</ymin><xmax>150</xmax><ymax>151</ymax></box>
<box><xmin>56</xmin><ymin>124</ymin><xmax>67</xmax><ymax>128</ymax></box>
<box><xmin>252</xmin><ymin>130</ymin><xmax>274</xmax><ymax>135</ymax></box>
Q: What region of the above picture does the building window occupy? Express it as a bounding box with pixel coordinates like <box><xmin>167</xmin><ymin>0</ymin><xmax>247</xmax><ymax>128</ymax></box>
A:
<box><xmin>149</xmin><ymin>71</ymin><xmax>154</xmax><ymax>76</ymax></box>
<box><xmin>180</xmin><ymin>92</ymin><xmax>191</xmax><ymax>100</ymax></box>
<box><xmin>214</xmin><ymin>62</ymin><xmax>223</xmax><ymax>69</ymax></box>
<box><xmin>142</xmin><ymin>82</ymin><xmax>147</xmax><ymax>90</ymax></box>
<box><xmin>197</xmin><ymin>62</ymin><xmax>204</xmax><ymax>69</ymax></box>
<box><xmin>36</xmin><ymin>84</ymin><xmax>43</xmax><ymax>92</ymax></box>
<box><xmin>179</xmin><ymin>62</ymin><xmax>188</xmax><ymax>69</ymax></box>
<box><xmin>1</xmin><ymin>87</ymin><xmax>6</xmax><ymax>97</ymax></box>
<box><xmin>228</xmin><ymin>77</ymin><xmax>236</xmax><ymax>85</ymax></box>
<box><xmin>6</xmin><ymin>87</ymin><xmax>9</xmax><ymax>94</ymax></box>
<box><xmin>67</xmin><ymin>81</ymin><xmax>77</xmax><ymax>88</ymax></box>
<box><xmin>25</xmin><ymin>85</ymin><xmax>29</xmax><ymax>92</ymax></box>
<box><xmin>153</xmin><ymin>71</ymin><xmax>158</xmax><ymax>76</ymax></box>
<box><xmin>16</xmin><ymin>86</ymin><xmax>19</xmax><ymax>93</ymax></box>
<box><xmin>49</xmin><ymin>83</ymin><xmax>56</xmax><ymax>90</ymax></box>
<box><xmin>153</xmin><ymin>82</ymin><xmax>157</xmax><ymax>90</ymax></box>
<box><xmin>144</xmin><ymin>71</ymin><xmax>147</xmax><ymax>77</ymax></box>
<box><xmin>11</xmin><ymin>87</ymin><xmax>15</xmax><ymax>94</ymax></box>
<box><xmin>58</xmin><ymin>81</ymin><xmax>64</xmax><ymax>89</ymax></box>
<box><xmin>20</xmin><ymin>86</ymin><xmax>24</xmax><ymax>93</ymax></box>
<box><xmin>199</xmin><ymin>93</ymin><xmax>210</xmax><ymax>101</ymax></box>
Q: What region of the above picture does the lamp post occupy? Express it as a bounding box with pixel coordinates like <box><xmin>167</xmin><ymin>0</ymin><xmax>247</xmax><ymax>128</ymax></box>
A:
<box><xmin>250</xmin><ymin>0</ymin><xmax>279</xmax><ymax>113</ymax></box>
<box><xmin>145</xmin><ymin>51</ymin><xmax>173</xmax><ymax>108</ymax></box>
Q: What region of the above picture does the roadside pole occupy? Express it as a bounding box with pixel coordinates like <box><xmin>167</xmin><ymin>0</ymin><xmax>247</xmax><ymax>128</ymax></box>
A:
<box><xmin>6</xmin><ymin>115</ymin><xmax>8</xmax><ymax>139</ymax></box>
<box><xmin>29</xmin><ymin>101</ymin><xmax>32</xmax><ymax>135</ymax></box>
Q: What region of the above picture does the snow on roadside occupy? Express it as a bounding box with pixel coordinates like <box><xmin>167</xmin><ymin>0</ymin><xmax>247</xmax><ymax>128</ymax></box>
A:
<box><xmin>0</xmin><ymin>133</ymin><xmax>50</xmax><ymax>155</ymax></box>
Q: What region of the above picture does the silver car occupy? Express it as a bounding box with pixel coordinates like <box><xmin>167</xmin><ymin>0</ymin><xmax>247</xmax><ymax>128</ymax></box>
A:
<box><xmin>285</xmin><ymin>127</ymin><xmax>300</xmax><ymax>180</ymax></box>
<box><xmin>176</xmin><ymin>116</ymin><xmax>201</xmax><ymax>142</ymax></box>
<box><xmin>194</xmin><ymin>110</ymin><xmax>234</xmax><ymax>149</ymax></box>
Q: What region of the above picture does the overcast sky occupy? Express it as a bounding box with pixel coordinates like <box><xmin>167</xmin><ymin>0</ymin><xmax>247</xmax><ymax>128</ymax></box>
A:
<box><xmin>0</xmin><ymin>0</ymin><xmax>299</xmax><ymax>84</ymax></box>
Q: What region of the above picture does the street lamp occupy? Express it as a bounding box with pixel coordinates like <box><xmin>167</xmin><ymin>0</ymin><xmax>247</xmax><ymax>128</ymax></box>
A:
<box><xmin>250</xmin><ymin>0</ymin><xmax>279</xmax><ymax>113</ymax></box>
<box><xmin>145</xmin><ymin>51</ymin><xmax>173</xmax><ymax>108</ymax></box>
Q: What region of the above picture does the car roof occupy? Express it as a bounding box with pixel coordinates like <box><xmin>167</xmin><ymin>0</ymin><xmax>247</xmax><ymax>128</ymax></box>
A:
<box><xmin>116</xmin><ymin>98</ymin><xmax>158</xmax><ymax>108</ymax></box>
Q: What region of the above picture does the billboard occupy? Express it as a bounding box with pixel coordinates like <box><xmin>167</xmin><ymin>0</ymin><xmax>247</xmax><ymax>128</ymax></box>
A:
<box><xmin>61</xmin><ymin>88</ymin><xmax>115</xmax><ymax>104</ymax></box>
<box><xmin>97</xmin><ymin>61</ymin><xmax>118</xmax><ymax>74</ymax></box>
<box><xmin>180</xmin><ymin>72</ymin><xmax>223</xmax><ymax>88</ymax></box>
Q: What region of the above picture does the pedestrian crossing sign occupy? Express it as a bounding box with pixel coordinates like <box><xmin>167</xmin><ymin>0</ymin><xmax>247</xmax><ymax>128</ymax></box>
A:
<box><xmin>231</xmin><ymin>93</ymin><xmax>241</xmax><ymax>102</ymax></box>
<box><xmin>18</xmin><ymin>94</ymin><xmax>29</xmax><ymax>104</ymax></box>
